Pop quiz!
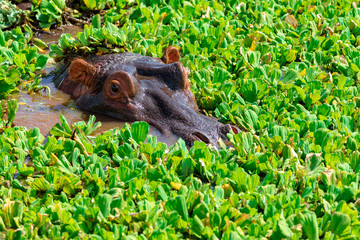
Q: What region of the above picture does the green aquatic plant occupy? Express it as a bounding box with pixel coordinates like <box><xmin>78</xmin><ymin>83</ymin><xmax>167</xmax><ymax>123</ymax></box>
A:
<box><xmin>0</xmin><ymin>27</ymin><xmax>48</xmax><ymax>99</ymax></box>
<box><xmin>0</xmin><ymin>111</ymin><xmax>359</xmax><ymax>239</ymax></box>
<box><xmin>81</xmin><ymin>0</ymin><xmax>114</xmax><ymax>11</ymax></box>
<box><xmin>0</xmin><ymin>29</ymin><xmax>48</xmax><ymax>98</ymax></box>
<box><xmin>33</xmin><ymin>0</ymin><xmax>67</xmax><ymax>29</ymax></box>
<box><xmin>0</xmin><ymin>0</ymin><xmax>27</xmax><ymax>30</ymax></box>
<box><xmin>0</xmin><ymin>99</ymin><xmax>18</xmax><ymax>130</ymax></box>
<box><xmin>1</xmin><ymin>0</ymin><xmax>360</xmax><ymax>239</ymax></box>
<box><xmin>31</xmin><ymin>0</ymin><xmax>128</xmax><ymax>29</ymax></box>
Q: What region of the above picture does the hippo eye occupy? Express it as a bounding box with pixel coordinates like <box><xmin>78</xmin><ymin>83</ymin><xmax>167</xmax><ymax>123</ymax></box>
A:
<box><xmin>111</xmin><ymin>83</ymin><xmax>120</xmax><ymax>94</ymax></box>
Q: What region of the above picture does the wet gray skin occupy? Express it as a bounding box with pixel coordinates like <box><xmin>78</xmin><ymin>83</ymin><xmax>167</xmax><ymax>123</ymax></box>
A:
<box><xmin>54</xmin><ymin>47</ymin><xmax>238</xmax><ymax>146</ymax></box>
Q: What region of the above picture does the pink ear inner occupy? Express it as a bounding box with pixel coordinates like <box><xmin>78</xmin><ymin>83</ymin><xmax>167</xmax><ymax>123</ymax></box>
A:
<box><xmin>69</xmin><ymin>59</ymin><xmax>96</xmax><ymax>86</ymax></box>
<box><xmin>161</xmin><ymin>47</ymin><xmax>181</xmax><ymax>64</ymax></box>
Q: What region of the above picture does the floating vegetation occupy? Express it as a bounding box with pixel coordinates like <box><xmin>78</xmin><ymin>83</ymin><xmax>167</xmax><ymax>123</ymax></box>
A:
<box><xmin>1</xmin><ymin>0</ymin><xmax>360</xmax><ymax>239</ymax></box>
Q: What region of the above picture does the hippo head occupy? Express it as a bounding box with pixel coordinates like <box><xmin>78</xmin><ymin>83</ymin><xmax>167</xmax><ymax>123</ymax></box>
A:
<box><xmin>57</xmin><ymin>47</ymin><xmax>238</xmax><ymax>146</ymax></box>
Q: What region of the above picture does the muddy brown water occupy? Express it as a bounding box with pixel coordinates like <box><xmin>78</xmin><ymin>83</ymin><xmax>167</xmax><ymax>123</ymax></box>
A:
<box><xmin>34</xmin><ymin>25</ymin><xmax>84</xmax><ymax>44</ymax></box>
<box><xmin>12</xmin><ymin>26</ymin><xmax>180</xmax><ymax>146</ymax></box>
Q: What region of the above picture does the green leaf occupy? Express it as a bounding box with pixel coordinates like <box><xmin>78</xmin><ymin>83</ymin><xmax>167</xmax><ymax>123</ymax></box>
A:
<box><xmin>2</xmin><ymin>200</ymin><xmax>23</xmax><ymax>228</ymax></box>
<box><xmin>18</xmin><ymin>166</ymin><xmax>34</xmax><ymax>176</ymax></box>
<box><xmin>317</xmin><ymin>104</ymin><xmax>332</xmax><ymax>116</ymax></box>
<box><xmin>60</xmin><ymin>114</ymin><xmax>72</xmax><ymax>134</ymax></box>
<box><xmin>53</xmin><ymin>0</ymin><xmax>66</xmax><ymax>10</ymax></box>
<box><xmin>214</xmin><ymin>186</ymin><xmax>224</xmax><ymax>201</ymax></box>
<box><xmin>277</xmin><ymin>219</ymin><xmax>294</xmax><ymax>238</ymax></box>
<box><xmin>0</xmin><ymin>216</ymin><xmax>5</xmax><ymax>231</ymax></box>
<box><xmin>83</xmin><ymin>0</ymin><xmax>97</xmax><ymax>10</ymax></box>
<box><xmin>157</xmin><ymin>185</ymin><xmax>168</xmax><ymax>201</ymax></box>
<box><xmin>165</xmin><ymin>195</ymin><xmax>189</xmax><ymax>221</ymax></box>
<box><xmin>329</xmin><ymin>212</ymin><xmax>351</xmax><ymax>236</ymax></box>
<box><xmin>35</xmin><ymin>55</ymin><xmax>48</xmax><ymax>69</ymax></box>
<box><xmin>96</xmin><ymin>194</ymin><xmax>112</xmax><ymax>218</ymax></box>
<box><xmin>209</xmin><ymin>211</ymin><xmax>221</xmax><ymax>229</ymax></box>
<box><xmin>300</xmin><ymin>212</ymin><xmax>319</xmax><ymax>240</ymax></box>
<box><xmin>248</xmin><ymin>51</ymin><xmax>261</xmax><ymax>67</ymax></box>
<box><xmin>30</xmin><ymin>177</ymin><xmax>51</xmax><ymax>192</ymax></box>
<box><xmin>33</xmin><ymin>38</ymin><xmax>48</xmax><ymax>49</ymax></box>
<box><xmin>7</xmin><ymin>99</ymin><xmax>18</xmax><ymax>126</ymax></box>
<box><xmin>340</xmin><ymin>115</ymin><xmax>353</xmax><ymax>133</ymax></box>
<box><xmin>190</xmin><ymin>215</ymin><xmax>204</xmax><ymax>238</ymax></box>
<box><xmin>92</xmin><ymin>14</ymin><xmax>101</xmax><ymax>29</ymax></box>
<box><xmin>0</xmin><ymin>29</ymin><xmax>5</xmax><ymax>47</ymax></box>
<box><xmin>213</xmin><ymin>67</ymin><xmax>231</xmax><ymax>83</ymax></box>
<box><xmin>131</xmin><ymin>121</ymin><xmax>149</xmax><ymax>144</ymax></box>
<box><xmin>305</xmin><ymin>153</ymin><xmax>324</xmax><ymax>175</ymax></box>
<box><xmin>307</xmin><ymin>36</ymin><xmax>321</xmax><ymax>51</ymax></box>
<box><xmin>240</xmin><ymin>80</ymin><xmax>258</xmax><ymax>102</ymax></box>
<box><xmin>281</xmin><ymin>69</ymin><xmax>299</xmax><ymax>84</ymax></box>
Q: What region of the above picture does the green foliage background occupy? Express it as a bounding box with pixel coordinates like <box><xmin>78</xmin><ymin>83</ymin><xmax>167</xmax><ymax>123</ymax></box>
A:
<box><xmin>1</xmin><ymin>0</ymin><xmax>360</xmax><ymax>239</ymax></box>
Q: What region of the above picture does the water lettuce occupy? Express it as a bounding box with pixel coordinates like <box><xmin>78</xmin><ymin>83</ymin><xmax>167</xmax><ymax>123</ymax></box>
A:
<box><xmin>1</xmin><ymin>0</ymin><xmax>360</xmax><ymax>239</ymax></box>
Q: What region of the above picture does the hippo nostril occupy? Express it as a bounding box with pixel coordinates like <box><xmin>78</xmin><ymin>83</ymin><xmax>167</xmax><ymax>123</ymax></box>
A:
<box><xmin>230</xmin><ymin>125</ymin><xmax>240</xmax><ymax>134</ymax></box>
<box><xmin>192</xmin><ymin>132</ymin><xmax>210</xmax><ymax>144</ymax></box>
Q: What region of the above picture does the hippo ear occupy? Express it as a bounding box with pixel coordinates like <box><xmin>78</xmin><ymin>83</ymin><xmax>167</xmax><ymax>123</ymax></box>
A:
<box><xmin>161</xmin><ymin>47</ymin><xmax>181</xmax><ymax>64</ymax></box>
<box><xmin>69</xmin><ymin>59</ymin><xmax>96</xmax><ymax>86</ymax></box>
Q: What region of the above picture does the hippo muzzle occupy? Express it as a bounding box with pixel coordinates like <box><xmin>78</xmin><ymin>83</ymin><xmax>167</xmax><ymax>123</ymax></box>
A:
<box><xmin>55</xmin><ymin>47</ymin><xmax>238</xmax><ymax>146</ymax></box>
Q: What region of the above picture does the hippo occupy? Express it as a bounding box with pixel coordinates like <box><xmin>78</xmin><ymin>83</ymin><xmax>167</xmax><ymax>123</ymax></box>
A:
<box><xmin>54</xmin><ymin>47</ymin><xmax>238</xmax><ymax>146</ymax></box>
